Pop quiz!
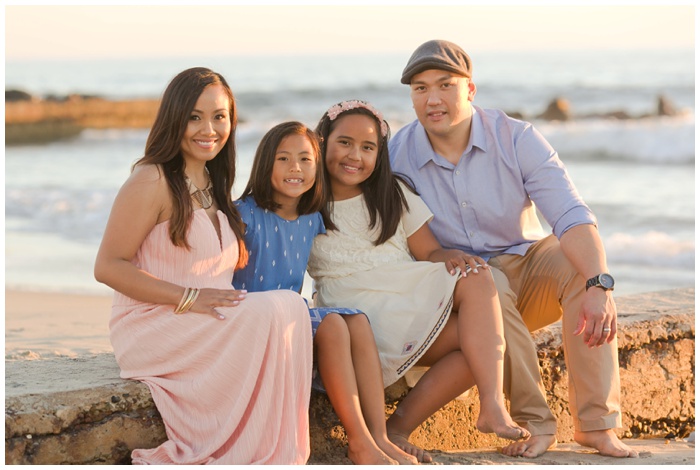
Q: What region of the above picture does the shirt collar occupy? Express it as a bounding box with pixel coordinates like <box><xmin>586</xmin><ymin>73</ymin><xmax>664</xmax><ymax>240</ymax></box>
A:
<box><xmin>414</xmin><ymin>104</ymin><xmax>487</xmax><ymax>169</ymax></box>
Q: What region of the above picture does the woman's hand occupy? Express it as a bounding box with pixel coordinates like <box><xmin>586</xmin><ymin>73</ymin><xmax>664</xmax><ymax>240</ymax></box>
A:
<box><xmin>188</xmin><ymin>288</ymin><xmax>247</xmax><ymax>320</ymax></box>
<box><xmin>444</xmin><ymin>252</ymin><xmax>488</xmax><ymax>277</ymax></box>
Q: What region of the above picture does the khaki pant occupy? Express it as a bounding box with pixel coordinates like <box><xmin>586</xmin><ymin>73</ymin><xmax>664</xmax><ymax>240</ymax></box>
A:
<box><xmin>488</xmin><ymin>235</ymin><xmax>621</xmax><ymax>434</ymax></box>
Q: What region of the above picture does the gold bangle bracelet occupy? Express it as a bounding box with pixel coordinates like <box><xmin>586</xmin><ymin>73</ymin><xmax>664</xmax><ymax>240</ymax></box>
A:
<box><xmin>175</xmin><ymin>287</ymin><xmax>192</xmax><ymax>314</ymax></box>
<box><xmin>178</xmin><ymin>288</ymin><xmax>199</xmax><ymax>314</ymax></box>
<box><xmin>178</xmin><ymin>289</ymin><xmax>196</xmax><ymax>314</ymax></box>
<box><xmin>188</xmin><ymin>289</ymin><xmax>201</xmax><ymax>311</ymax></box>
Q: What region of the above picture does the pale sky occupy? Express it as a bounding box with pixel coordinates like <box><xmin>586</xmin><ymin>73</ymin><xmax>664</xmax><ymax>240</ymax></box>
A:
<box><xmin>4</xmin><ymin>4</ymin><xmax>695</xmax><ymax>60</ymax></box>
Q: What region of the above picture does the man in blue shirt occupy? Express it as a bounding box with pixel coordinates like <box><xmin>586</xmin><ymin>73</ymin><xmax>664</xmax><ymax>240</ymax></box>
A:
<box><xmin>389</xmin><ymin>40</ymin><xmax>636</xmax><ymax>459</ymax></box>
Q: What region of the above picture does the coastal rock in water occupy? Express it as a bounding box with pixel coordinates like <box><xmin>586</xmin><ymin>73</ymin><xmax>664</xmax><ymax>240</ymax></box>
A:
<box><xmin>5</xmin><ymin>96</ymin><xmax>160</xmax><ymax>145</ymax></box>
<box><xmin>657</xmin><ymin>94</ymin><xmax>678</xmax><ymax>116</ymax></box>
<box><xmin>505</xmin><ymin>110</ymin><xmax>525</xmax><ymax>120</ymax></box>
<box><xmin>45</xmin><ymin>93</ymin><xmax>103</xmax><ymax>103</ymax></box>
<box><xmin>5</xmin><ymin>90</ymin><xmax>34</xmax><ymax>102</ymax></box>
<box><xmin>537</xmin><ymin>97</ymin><xmax>571</xmax><ymax>121</ymax></box>
<box><xmin>600</xmin><ymin>110</ymin><xmax>632</xmax><ymax>119</ymax></box>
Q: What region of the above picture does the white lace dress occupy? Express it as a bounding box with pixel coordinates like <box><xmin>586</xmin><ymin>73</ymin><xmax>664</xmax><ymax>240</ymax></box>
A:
<box><xmin>307</xmin><ymin>184</ymin><xmax>460</xmax><ymax>386</ymax></box>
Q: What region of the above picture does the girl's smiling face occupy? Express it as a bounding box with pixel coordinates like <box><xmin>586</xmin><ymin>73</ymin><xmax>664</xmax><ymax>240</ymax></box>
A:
<box><xmin>324</xmin><ymin>114</ymin><xmax>379</xmax><ymax>200</ymax></box>
<box><xmin>270</xmin><ymin>133</ymin><xmax>317</xmax><ymax>208</ymax></box>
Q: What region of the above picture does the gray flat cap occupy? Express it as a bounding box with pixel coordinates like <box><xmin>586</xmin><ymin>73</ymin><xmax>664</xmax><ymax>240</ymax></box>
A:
<box><xmin>401</xmin><ymin>39</ymin><xmax>472</xmax><ymax>84</ymax></box>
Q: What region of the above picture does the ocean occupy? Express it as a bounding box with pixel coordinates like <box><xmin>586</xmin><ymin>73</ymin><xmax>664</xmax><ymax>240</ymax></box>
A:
<box><xmin>5</xmin><ymin>49</ymin><xmax>695</xmax><ymax>358</ymax></box>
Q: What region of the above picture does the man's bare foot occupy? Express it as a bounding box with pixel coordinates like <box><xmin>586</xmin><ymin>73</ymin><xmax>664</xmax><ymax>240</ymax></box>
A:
<box><xmin>501</xmin><ymin>434</ymin><xmax>557</xmax><ymax>458</ymax></box>
<box><xmin>574</xmin><ymin>429</ymin><xmax>639</xmax><ymax>458</ymax></box>
<box><xmin>347</xmin><ymin>439</ymin><xmax>398</xmax><ymax>465</ymax></box>
<box><xmin>374</xmin><ymin>435</ymin><xmax>419</xmax><ymax>465</ymax></box>
<box><xmin>476</xmin><ymin>402</ymin><xmax>531</xmax><ymax>441</ymax></box>
<box><xmin>387</xmin><ymin>432</ymin><xmax>432</xmax><ymax>463</ymax></box>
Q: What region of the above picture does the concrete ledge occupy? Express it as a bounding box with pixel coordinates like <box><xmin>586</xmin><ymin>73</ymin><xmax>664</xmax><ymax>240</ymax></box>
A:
<box><xmin>5</xmin><ymin>288</ymin><xmax>695</xmax><ymax>464</ymax></box>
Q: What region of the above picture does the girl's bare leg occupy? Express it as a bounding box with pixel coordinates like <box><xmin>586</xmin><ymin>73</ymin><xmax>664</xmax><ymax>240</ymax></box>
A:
<box><xmin>386</xmin><ymin>273</ymin><xmax>529</xmax><ymax>461</ymax></box>
<box><xmin>343</xmin><ymin>314</ymin><xmax>418</xmax><ymax>465</ymax></box>
<box><xmin>386</xmin><ymin>335</ymin><xmax>476</xmax><ymax>463</ymax></box>
<box><xmin>452</xmin><ymin>271</ymin><xmax>529</xmax><ymax>440</ymax></box>
<box><xmin>315</xmin><ymin>314</ymin><xmax>397</xmax><ymax>465</ymax></box>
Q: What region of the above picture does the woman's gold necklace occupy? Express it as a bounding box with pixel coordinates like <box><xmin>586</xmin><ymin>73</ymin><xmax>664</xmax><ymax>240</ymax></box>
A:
<box><xmin>185</xmin><ymin>168</ymin><xmax>214</xmax><ymax>209</ymax></box>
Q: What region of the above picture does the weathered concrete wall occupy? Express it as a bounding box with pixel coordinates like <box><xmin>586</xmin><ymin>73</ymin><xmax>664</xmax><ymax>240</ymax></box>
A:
<box><xmin>5</xmin><ymin>288</ymin><xmax>695</xmax><ymax>464</ymax></box>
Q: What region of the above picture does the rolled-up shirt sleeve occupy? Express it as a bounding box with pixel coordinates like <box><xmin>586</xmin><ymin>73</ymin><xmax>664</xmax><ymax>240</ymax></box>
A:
<box><xmin>516</xmin><ymin>123</ymin><xmax>597</xmax><ymax>239</ymax></box>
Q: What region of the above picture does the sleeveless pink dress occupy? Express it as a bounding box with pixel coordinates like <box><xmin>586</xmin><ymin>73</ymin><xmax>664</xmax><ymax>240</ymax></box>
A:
<box><xmin>109</xmin><ymin>209</ymin><xmax>312</xmax><ymax>464</ymax></box>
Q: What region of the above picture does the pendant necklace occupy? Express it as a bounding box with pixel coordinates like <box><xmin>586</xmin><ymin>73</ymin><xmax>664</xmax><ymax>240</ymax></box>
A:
<box><xmin>185</xmin><ymin>167</ymin><xmax>214</xmax><ymax>209</ymax></box>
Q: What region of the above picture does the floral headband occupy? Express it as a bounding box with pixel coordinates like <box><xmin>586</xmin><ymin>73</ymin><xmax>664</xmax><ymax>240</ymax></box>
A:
<box><xmin>326</xmin><ymin>100</ymin><xmax>389</xmax><ymax>137</ymax></box>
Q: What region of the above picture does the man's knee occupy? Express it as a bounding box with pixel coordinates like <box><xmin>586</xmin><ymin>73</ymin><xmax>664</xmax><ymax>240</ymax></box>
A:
<box><xmin>532</xmin><ymin>235</ymin><xmax>583</xmax><ymax>291</ymax></box>
<box><xmin>536</xmin><ymin>237</ymin><xmax>586</xmax><ymax>312</ymax></box>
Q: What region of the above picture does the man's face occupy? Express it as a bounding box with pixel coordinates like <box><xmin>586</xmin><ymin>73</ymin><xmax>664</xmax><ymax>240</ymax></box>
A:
<box><xmin>409</xmin><ymin>69</ymin><xmax>476</xmax><ymax>138</ymax></box>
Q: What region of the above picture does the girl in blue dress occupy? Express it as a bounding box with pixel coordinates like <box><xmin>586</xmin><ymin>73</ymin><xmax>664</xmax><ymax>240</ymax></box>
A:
<box><xmin>232</xmin><ymin>121</ymin><xmax>417</xmax><ymax>465</ymax></box>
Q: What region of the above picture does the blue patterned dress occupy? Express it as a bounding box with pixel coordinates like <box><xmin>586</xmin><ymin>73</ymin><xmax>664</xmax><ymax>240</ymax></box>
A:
<box><xmin>232</xmin><ymin>197</ymin><xmax>363</xmax><ymax>336</ymax></box>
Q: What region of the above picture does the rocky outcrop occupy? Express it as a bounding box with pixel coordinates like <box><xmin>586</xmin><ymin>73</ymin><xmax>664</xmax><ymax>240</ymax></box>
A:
<box><xmin>5</xmin><ymin>89</ymin><xmax>34</xmax><ymax>102</ymax></box>
<box><xmin>5</xmin><ymin>288</ymin><xmax>695</xmax><ymax>464</ymax></box>
<box><xmin>657</xmin><ymin>94</ymin><xmax>679</xmax><ymax>116</ymax></box>
<box><xmin>5</xmin><ymin>94</ymin><xmax>160</xmax><ymax>145</ymax></box>
<box><xmin>536</xmin><ymin>97</ymin><xmax>572</xmax><ymax>121</ymax></box>
<box><xmin>507</xmin><ymin>94</ymin><xmax>686</xmax><ymax>122</ymax></box>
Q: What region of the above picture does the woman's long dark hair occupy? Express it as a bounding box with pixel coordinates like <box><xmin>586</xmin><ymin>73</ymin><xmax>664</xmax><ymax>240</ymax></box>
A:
<box><xmin>135</xmin><ymin>67</ymin><xmax>247</xmax><ymax>268</ymax></box>
<box><xmin>241</xmin><ymin>121</ymin><xmax>330</xmax><ymax>225</ymax></box>
<box><xmin>315</xmin><ymin>102</ymin><xmax>412</xmax><ymax>245</ymax></box>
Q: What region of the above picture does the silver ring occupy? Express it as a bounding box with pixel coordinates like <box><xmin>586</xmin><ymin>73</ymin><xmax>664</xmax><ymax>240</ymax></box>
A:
<box><xmin>603</xmin><ymin>327</ymin><xmax>611</xmax><ymax>332</ymax></box>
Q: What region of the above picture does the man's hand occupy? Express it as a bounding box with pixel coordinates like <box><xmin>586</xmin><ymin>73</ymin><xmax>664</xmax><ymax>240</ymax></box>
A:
<box><xmin>573</xmin><ymin>287</ymin><xmax>617</xmax><ymax>347</ymax></box>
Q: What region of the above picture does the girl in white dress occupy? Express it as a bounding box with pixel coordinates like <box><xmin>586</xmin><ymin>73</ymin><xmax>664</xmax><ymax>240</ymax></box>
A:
<box><xmin>307</xmin><ymin>100</ymin><xmax>530</xmax><ymax>463</ymax></box>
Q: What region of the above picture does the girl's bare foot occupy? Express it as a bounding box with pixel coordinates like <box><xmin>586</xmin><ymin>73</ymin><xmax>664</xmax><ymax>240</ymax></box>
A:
<box><xmin>375</xmin><ymin>435</ymin><xmax>419</xmax><ymax>465</ymax></box>
<box><xmin>347</xmin><ymin>439</ymin><xmax>398</xmax><ymax>465</ymax></box>
<box><xmin>476</xmin><ymin>401</ymin><xmax>531</xmax><ymax>441</ymax></box>
<box><xmin>574</xmin><ymin>429</ymin><xmax>638</xmax><ymax>458</ymax></box>
<box><xmin>501</xmin><ymin>434</ymin><xmax>557</xmax><ymax>457</ymax></box>
<box><xmin>387</xmin><ymin>432</ymin><xmax>432</xmax><ymax>463</ymax></box>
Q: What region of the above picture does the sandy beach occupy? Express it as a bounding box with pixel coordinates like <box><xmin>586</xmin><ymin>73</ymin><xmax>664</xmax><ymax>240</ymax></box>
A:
<box><xmin>425</xmin><ymin>439</ymin><xmax>695</xmax><ymax>465</ymax></box>
<box><xmin>5</xmin><ymin>289</ymin><xmax>113</xmax><ymax>360</ymax></box>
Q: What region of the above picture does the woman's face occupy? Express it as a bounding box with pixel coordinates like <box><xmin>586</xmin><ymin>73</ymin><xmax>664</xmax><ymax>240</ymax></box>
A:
<box><xmin>324</xmin><ymin>113</ymin><xmax>379</xmax><ymax>200</ymax></box>
<box><xmin>180</xmin><ymin>83</ymin><xmax>231</xmax><ymax>166</ymax></box>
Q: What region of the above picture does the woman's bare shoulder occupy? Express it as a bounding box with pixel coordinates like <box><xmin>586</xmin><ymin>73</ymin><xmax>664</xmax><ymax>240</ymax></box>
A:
<box><xmin>130</xmin><ymin>162</ymin><xmax>166</xmax><ymax>183</ymax></box>
<box><xmin>123</xmin><ymin>163</ymin><xmax>170</xmax><ymax>195</ymax></box>
<box><xmin>118</xmin><ymin>163</ymin><xmax>172</xmax><ymax>221</ymax></box>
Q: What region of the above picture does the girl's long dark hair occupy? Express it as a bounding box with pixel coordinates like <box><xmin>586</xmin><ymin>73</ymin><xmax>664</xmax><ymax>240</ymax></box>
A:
<box><xmin>135</xmin><ymin>67</ymin><xmax>247</xmax><ymax>268</ymax></box>
<box><xmin>241</xmin><ymin>121</ymin><xmax>331</xmax><ymax>227</ymax></box>
<box><xmin>315</xmin><ymin>103</ymin><xmax>413</xmax><ymax>245</ymax></box>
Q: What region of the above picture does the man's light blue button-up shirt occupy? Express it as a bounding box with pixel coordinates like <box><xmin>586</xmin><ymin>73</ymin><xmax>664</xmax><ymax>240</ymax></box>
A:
<box><xmin>389</xmin><ymin>105</ymin><xmax>596</xmax><ymax>260</ymax></box>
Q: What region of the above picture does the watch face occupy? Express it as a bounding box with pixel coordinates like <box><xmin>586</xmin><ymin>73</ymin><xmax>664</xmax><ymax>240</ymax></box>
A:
<box><xmin>600</xmin><ymin>273</ymin><xmax>615</xmax><ymax>289</ymax></box>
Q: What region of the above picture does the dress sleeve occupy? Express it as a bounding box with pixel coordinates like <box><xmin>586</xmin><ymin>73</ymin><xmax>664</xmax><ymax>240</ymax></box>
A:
<box><xmin>235</xmin><ymin>198</ymin><xmax>254</xmax><ymax>234</ymax></box>
<box><xmin>399</xmin><ymin>182</ymin><xmax>434</xmax><ymax>237</ymax></box>
<box><xmin>316</xmin><ymin>212</ymin><xmax>326</xmax><ymax>236</ymax></box>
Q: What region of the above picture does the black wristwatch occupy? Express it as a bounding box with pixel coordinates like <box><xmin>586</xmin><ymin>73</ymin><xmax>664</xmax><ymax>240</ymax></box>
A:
<box><xmin>586</xmin><ymin>273</ymin><xmax>615</xmax><ymax>291</ymax></box>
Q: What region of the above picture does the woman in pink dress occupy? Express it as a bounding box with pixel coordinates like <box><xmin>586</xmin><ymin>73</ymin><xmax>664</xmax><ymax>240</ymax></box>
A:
<box><xmin>94</xmin><ymin>67</ymin><xmax>312</xmax><ymax>464</ymax></box>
